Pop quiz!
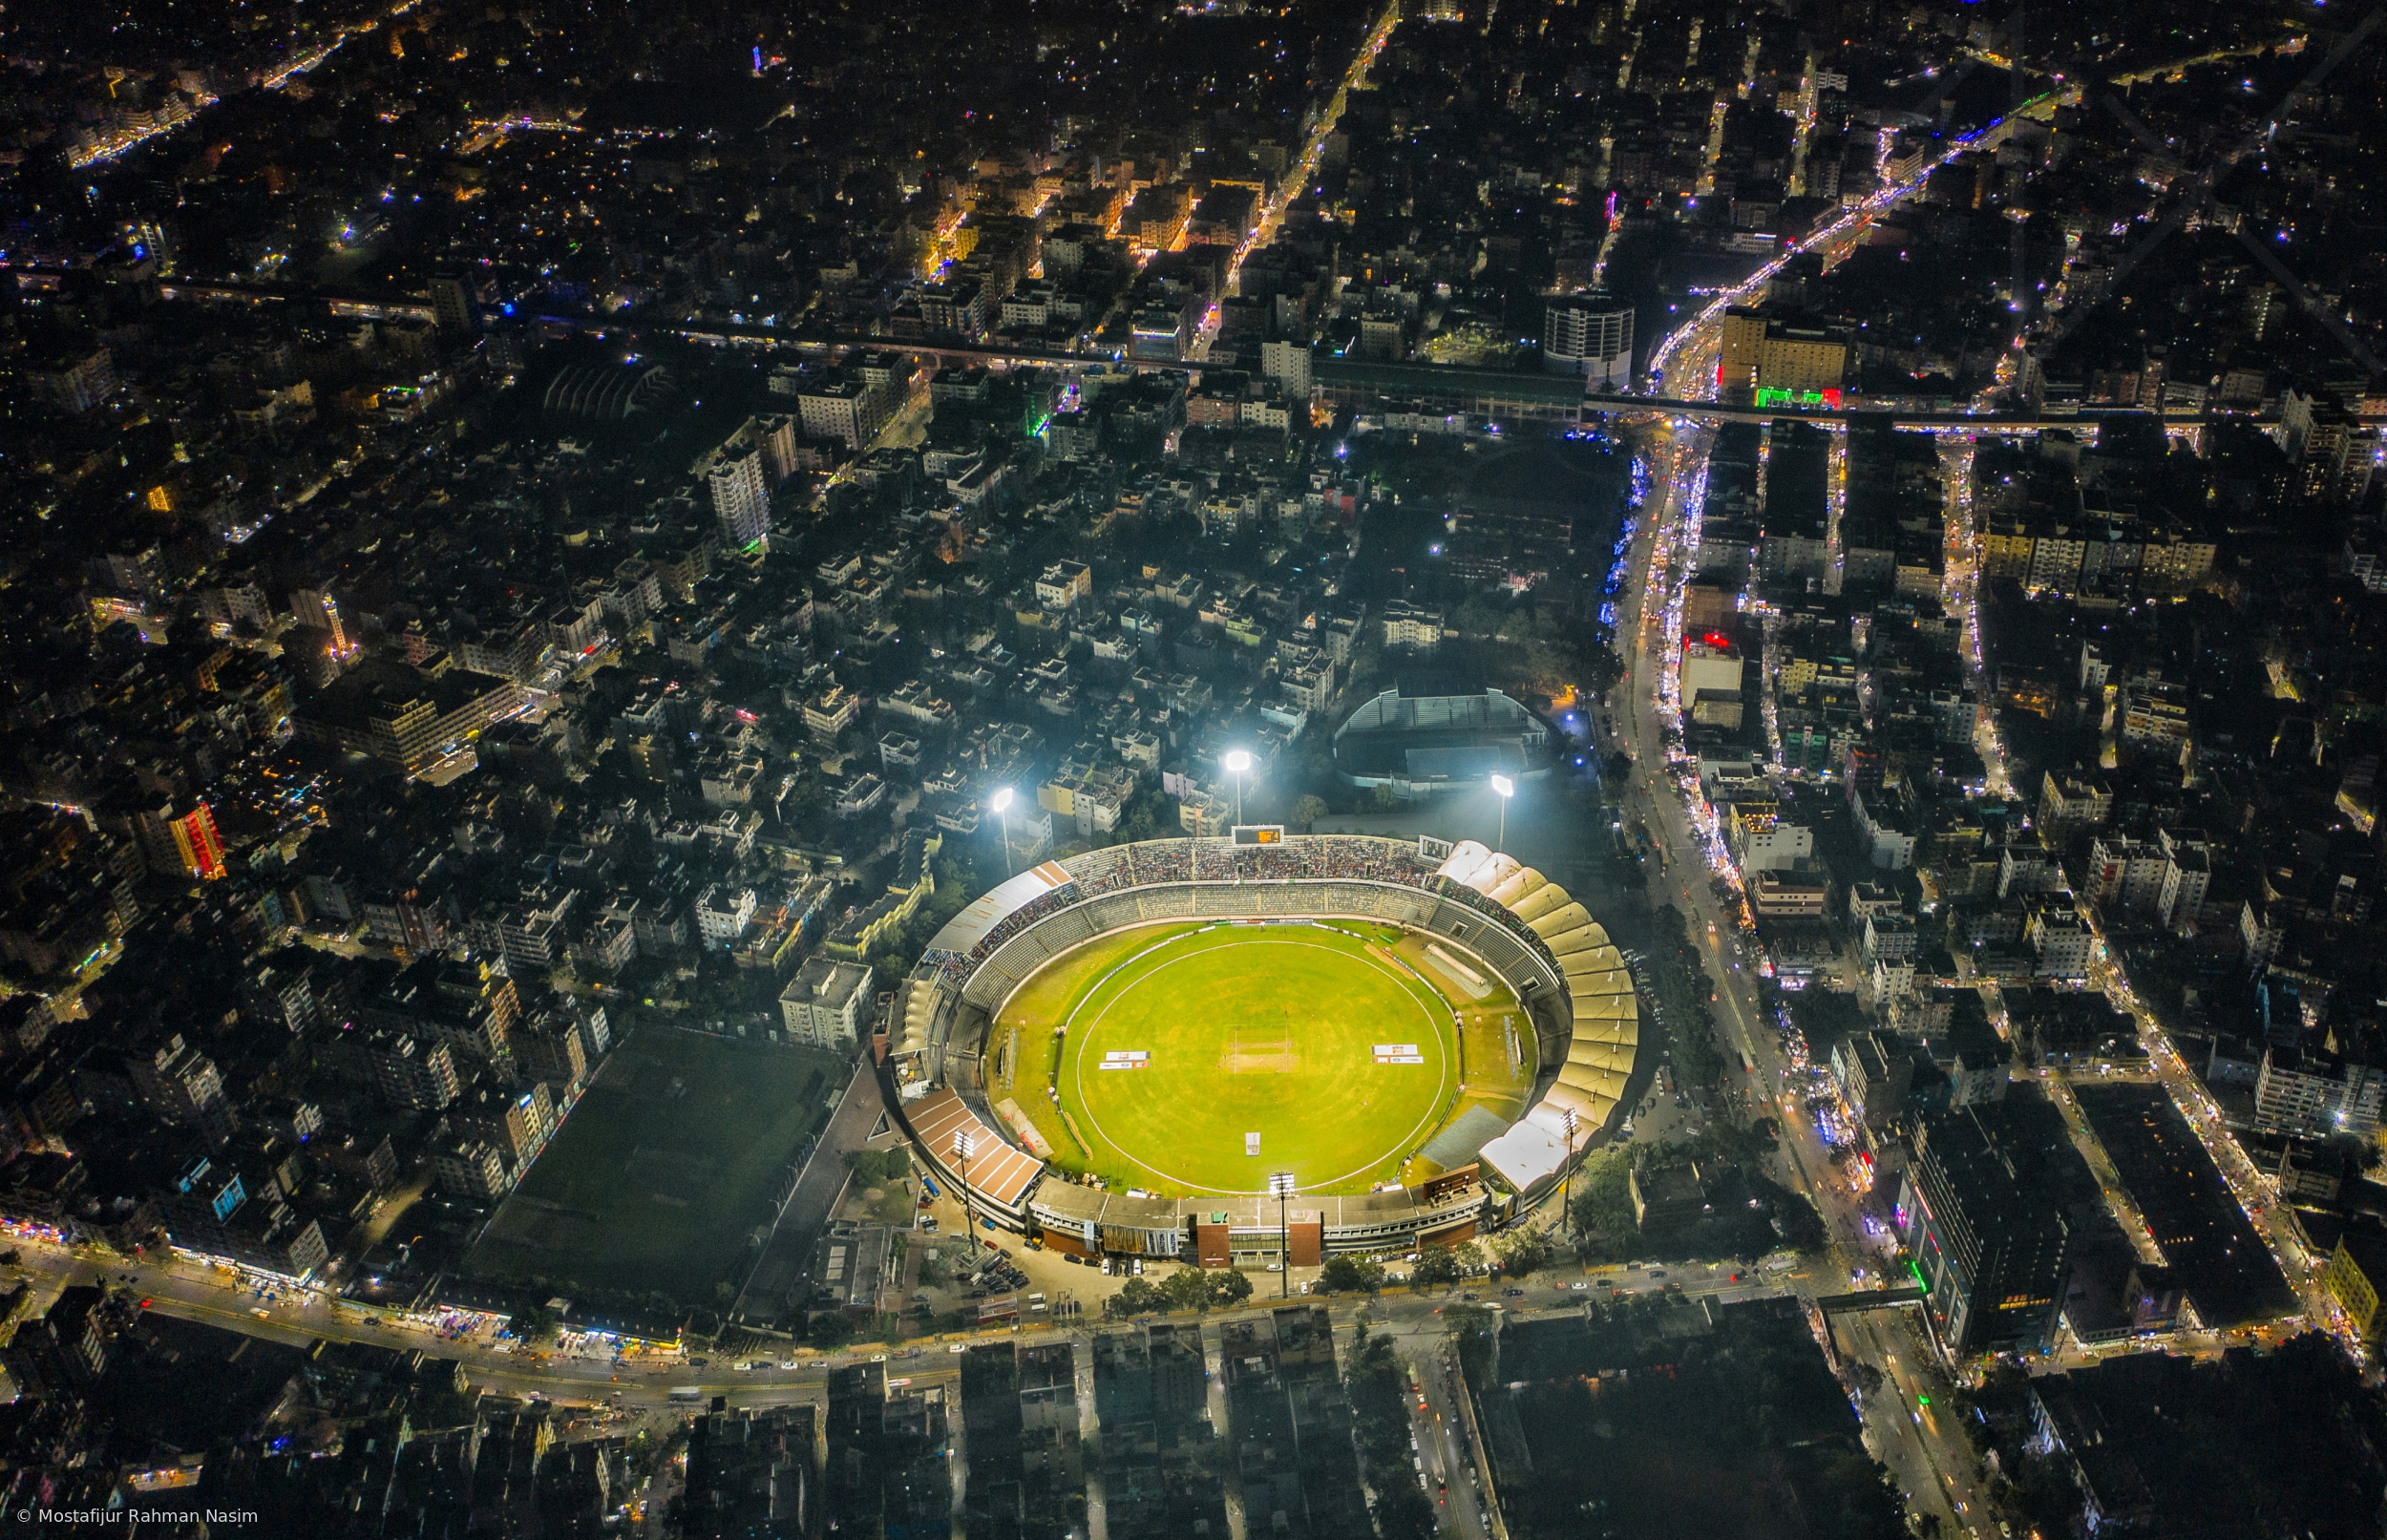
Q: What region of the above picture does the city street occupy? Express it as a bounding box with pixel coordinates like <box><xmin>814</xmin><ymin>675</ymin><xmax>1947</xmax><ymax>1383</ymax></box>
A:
<box><xmin>1405</xmin><ymin>1342</ymin><xmax>1490</xmax><ymax>1540</ymax></box>
<box><xmin>1606</xmin><ymin>433</ymin><xmax>1976</xmax><ymax>1534</ymax></box>
<box><xmin>1591</xmin><ymin>165</ymin><xmax>2038</xmax><ymax>1522</ymax></box>
<box><xmin>1189</xmin><ymin>1</ymin><xmax>1401</xmax><ymax>363</ymax></box>
<box><xmin>1595</xmin><ymin>376</ymin><xmax>2367</xmax><ymax>1534</ymax></box>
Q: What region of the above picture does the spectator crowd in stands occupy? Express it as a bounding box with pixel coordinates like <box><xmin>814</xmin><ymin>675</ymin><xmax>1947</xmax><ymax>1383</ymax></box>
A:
<box><xmin>931</xmin><ymin>835</ymin><xmax>1560</xmax><ymax>989</ymax></box>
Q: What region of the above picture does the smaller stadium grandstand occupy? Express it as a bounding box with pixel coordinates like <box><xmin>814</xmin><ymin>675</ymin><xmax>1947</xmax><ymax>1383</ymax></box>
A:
<box><xmin>1332</xmin><ymin>679</ymin><xmax>1559</xmax><ymax>794</ymax></box>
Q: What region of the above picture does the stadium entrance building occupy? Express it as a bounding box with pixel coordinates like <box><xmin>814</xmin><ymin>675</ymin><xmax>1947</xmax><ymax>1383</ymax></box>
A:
<box><xmin>1331</xmin><ymin>679</ymin><xmax>1558</xmax><ymax>797</ymax></box>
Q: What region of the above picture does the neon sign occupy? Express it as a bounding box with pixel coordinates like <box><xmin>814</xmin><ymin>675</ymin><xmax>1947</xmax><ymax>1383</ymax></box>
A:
<box><xmin>1753</xmin><ymin>388</ymin><xmax>1843</xmax><ymax>409</ymax></box>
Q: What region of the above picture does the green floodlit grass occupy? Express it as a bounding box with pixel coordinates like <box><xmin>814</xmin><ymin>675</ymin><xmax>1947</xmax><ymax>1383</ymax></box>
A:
<box><xmin>466</xmin><ymin>1030</ymin><xmax>844</xmax><ymax>1301</ymax></box>
<box><xmin>993</xmin><ymin>921</ymin><xmax>1531</xmax><ymax>1196</ymax></box>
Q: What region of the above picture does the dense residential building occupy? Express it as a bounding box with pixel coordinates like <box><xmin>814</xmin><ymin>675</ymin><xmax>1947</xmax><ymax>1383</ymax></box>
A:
<box><xmin>1544</xmin><ymin>291</ymin><xmax>1634</xmax><ymax>388</ymax></box>
<box><xmin>707</xmin><ymin>442</ymin><xmax>771</xmax><ymax>555</ymax></box>
<box><xmin>1379</xmin><ymin>600</ymin><xmax>1443</xmax><ymax>651</ymax></box>
<box><xmin>2254</xmin><ymin>1045</ymin><xmax>2387</xmax><ymax>1138</ymax></box>
<box><xmin>1719</xmin><ymin>308</ymin><xmax>1848</xmax><ymax>397</ymax></box>
<box><xmin>128</xmin><ymin>1034</ymin><xmax>230</xmax><ymax>1133</ymax></box>
<box><xmin>296</xmin><ymin>662</ymin><xmax>527</xmax><ymax>775</ymax></box>
<box><xmin>780</xmin><ymin>959</ymin><xmax>877</xmax><ymax>1050</ymax></box>
<box><xmin>364</xmin><ymin>1029</ymin><xmax>463</xmax><ymax>1111</ymax></box>
<box><xmin>795</xmin><ymin>372</ymin><xmax>894</xmax><ymax>449</ymax></box>
<box><xmin>1900</xmin><ymin>1108</ymin><xmax>2070</xmax><ymax>1355</ymax></box>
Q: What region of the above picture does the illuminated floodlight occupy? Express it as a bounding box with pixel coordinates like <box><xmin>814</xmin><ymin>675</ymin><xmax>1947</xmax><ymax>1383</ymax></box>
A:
<box><xmin>988</xmin><ymin>788</ymin><xmax>1017</xmax><ymax>875</ymax></box>
<box><xmin>952</xmin><ymin>1130</ymin><xmax>980</xmax><ymax>1250</ymax></box>
<box><xmin>1224</xmin><ymin>749</ymin><xmax>1253</xmax><ymax>824</ymax></box>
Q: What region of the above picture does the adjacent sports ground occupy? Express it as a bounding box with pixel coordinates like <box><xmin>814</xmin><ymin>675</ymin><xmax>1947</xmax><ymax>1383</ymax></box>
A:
<box><xmin>467</xmin><ymin>1030</ymin><xmax>845</xmax><ymax>1302</ymax></box>
<box><xmin>990</xmin><ymin>920</ymin><xmax>1537</xmax><ymax>1196</ymax></box>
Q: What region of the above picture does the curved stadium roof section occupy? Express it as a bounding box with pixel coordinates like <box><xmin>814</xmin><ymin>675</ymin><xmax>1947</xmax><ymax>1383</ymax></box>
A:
<box><xmin>879</xmin><ymin>833</ymin><xmax>1640</xmax><ymax>1251</ymax></box>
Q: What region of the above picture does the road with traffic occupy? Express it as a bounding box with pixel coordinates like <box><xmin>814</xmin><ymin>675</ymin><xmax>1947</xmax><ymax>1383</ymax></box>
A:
<box><xmin>1580</xmin><ymin>121</ymin><xmax>2084</xmax><ymax>1526</ymax></box>
<box><xmin>1600</xmin><ymin>424</ymin><xmax>1982</xmax><ymax>1536</ymax></box>
<box><xmin>0</xmin><ymin>1216</ymin><xmax>1833</xmax><ymax>1537</ymax></box>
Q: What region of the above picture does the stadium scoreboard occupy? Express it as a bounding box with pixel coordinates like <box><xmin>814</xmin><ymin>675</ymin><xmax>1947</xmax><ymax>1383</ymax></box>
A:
<box><xmin>1232</xmin><ymin>825</ymin><xmax>1286</xmax><ymax>846</ymax></box>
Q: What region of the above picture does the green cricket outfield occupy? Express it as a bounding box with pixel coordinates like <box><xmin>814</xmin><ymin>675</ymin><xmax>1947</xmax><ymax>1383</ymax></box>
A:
<box><xmin>988</xmin><ymin>920</ymin><xmax>1535</xmax><ymax>1196</ymax></box>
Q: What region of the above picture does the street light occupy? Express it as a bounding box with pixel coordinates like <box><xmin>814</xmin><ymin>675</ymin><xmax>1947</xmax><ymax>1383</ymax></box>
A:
<box><xmin>1224</xmin><ymin>749</ymin><xmax>1253</xmax><ymax>826</ymax></box>
<box><xmin>987</xmin><ymin>787</ymin><xmax>1015</xmax><ymax>876</ymax></box>
<box><xmin>1489</xmin><ymin>773</ymin><xmax>1514</xmax><ymax>851</ymax></box>
<box><xmin>954</xmin><ymin>1130</ymin><xmax>981</xmax><ymax>1256</ymax></box>
<box><xmin>1269</xmin><ymin>1172</ymin><xmax>1297</xmax><ymax>1297</ymax></box>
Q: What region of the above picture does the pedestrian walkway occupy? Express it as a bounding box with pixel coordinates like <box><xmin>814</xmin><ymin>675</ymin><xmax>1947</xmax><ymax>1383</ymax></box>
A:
<box><xmin>732</xmin><ymin>1058</ymin><xmax>886</xmax><ymax>1327</ymax></box>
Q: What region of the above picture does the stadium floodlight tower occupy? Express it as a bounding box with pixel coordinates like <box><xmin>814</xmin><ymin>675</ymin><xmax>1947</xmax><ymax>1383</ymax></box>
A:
<box><xmin>953</xmin><ymin>1129</ymin><xmax>981</xmax><ymax>1256</ymax></box>
<box><xmin>987</xmin><ymin>788</ymin><xmax>1015</xmax><ymax>876</ymax></box>
<box><xmin>1269</xmin><ymin>1171</ymin><xmax>1296</xmax><ymax>1297</ymax></box>
<box><xmin>1224</xmin><ymin>749</ymin><xmax>1253</xmax><ymax>826</ymax></box>
<box><xmin>1560</xmin><ymin>1106</ymin><xmax>1578</xmax><ymax>1241</ymax></box>
<box><xmin>1490</xmin><ymin>773</ymin><xmax>1514</xmax><ymax>851</ymax></box>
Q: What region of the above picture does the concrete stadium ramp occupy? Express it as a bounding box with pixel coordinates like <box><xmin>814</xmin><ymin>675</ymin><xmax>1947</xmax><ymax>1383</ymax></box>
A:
<box><xmin>891</xmin><ymin>977</ymin><xmax>939</xmax><ymax>1059</ymax></box>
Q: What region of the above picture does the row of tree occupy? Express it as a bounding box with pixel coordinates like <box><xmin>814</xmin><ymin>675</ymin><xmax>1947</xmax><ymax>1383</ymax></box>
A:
<box><xmin>1647</xmin><ymin>902</ymin><xmax>1731</xmax><ymax>1097</ymax></box>
<box><xmin>1311</xmin><ymin>1224</ymin><xmax>1569</xmax><ymax>1297</ymax></box>
<box><xmin>1102</xmin><ymin>1264</ymin><xmax>1256</xmax><ymax>1318</ymax></box>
